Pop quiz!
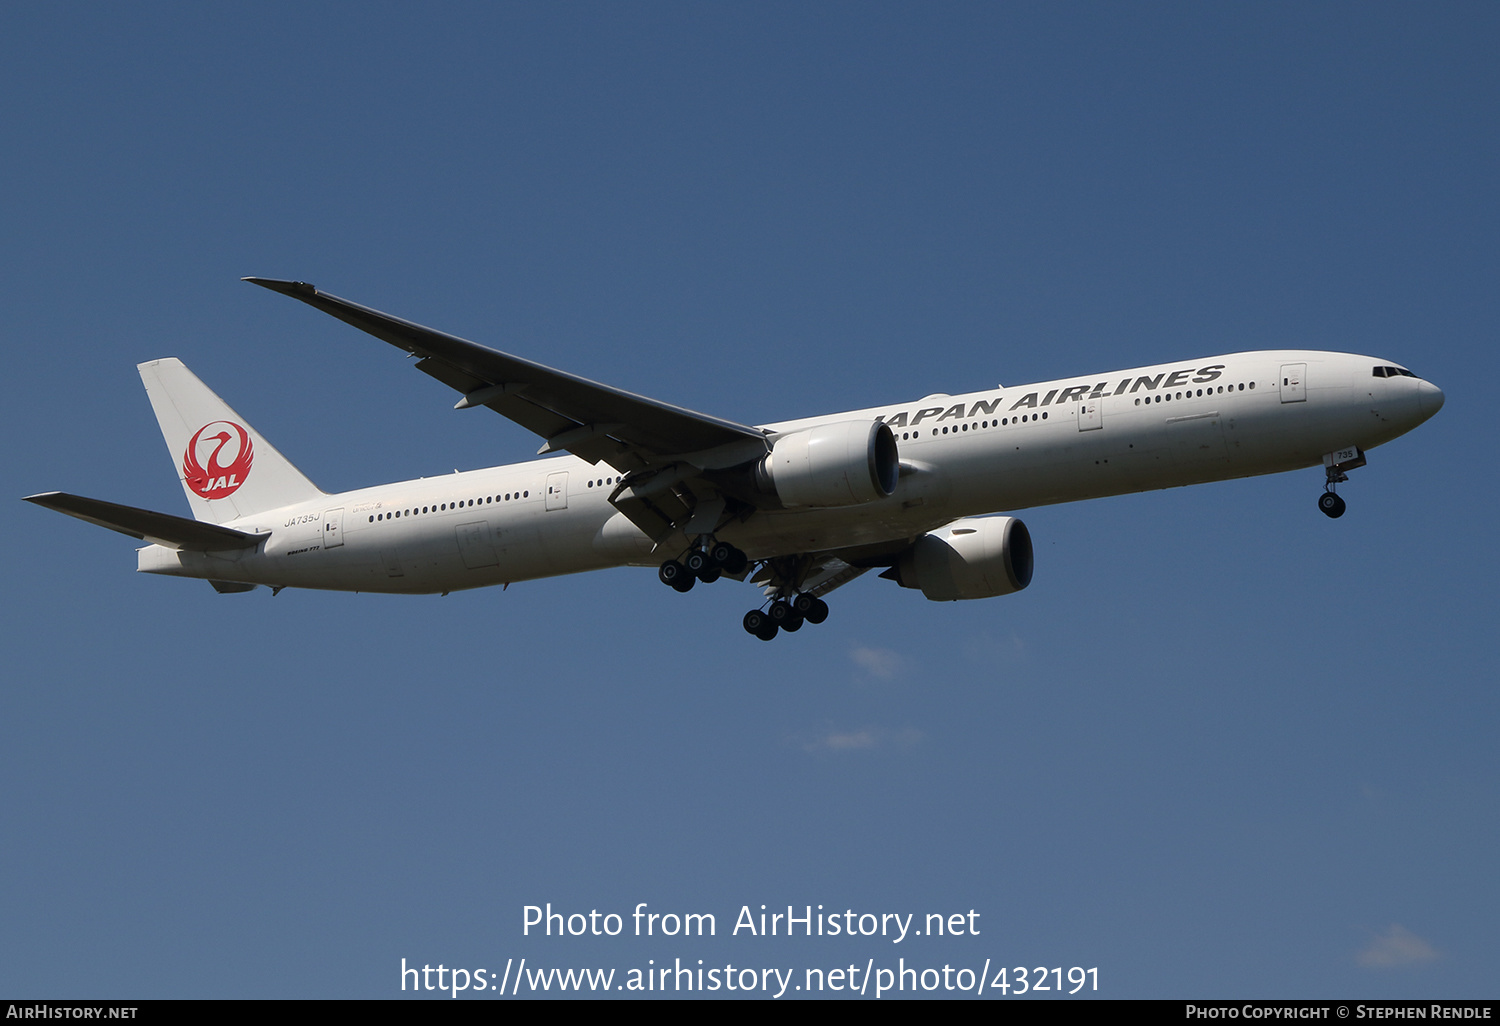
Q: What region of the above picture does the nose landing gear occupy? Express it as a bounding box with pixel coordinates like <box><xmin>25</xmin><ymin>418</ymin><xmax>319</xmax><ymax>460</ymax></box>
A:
<box><xmin>1318</xmin><ymin>446</ymin><xmax>1364</xmax><ymax>519</ymax></box>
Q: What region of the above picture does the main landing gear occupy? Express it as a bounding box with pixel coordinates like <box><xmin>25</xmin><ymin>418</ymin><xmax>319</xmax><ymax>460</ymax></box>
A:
<box><xmin>742</xmin><ymin>593</ymin><xmax>829</xmax><ymax>642</ymax></box>
<box><xmin>657</xmin><ymin>541</ymin><xmax>750</xmax><ymax>593</ymax></box>
<box><xmin>658</xmin><ymin>543</ymin><xmax>832</xmax><ymax>640</ymax></box>
<box><xmin>1318</xmin><ymin>446</ymin><xmax>1365</xmax><ymax>519</ymax></box>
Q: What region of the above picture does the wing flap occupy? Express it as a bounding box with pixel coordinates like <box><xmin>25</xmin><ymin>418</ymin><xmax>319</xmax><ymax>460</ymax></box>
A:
<box><xmin>751</xmin><ymin>554</ymin><xmax>871</xmax><ymax>599</ymax></box>
<box><xmin>24</xmin><ymin>492</ymin><xmax>265</xmax><ymax>551</ymax></box>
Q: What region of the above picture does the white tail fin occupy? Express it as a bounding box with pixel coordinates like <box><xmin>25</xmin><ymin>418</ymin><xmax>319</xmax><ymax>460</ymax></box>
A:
<box><xmin>138</xmin><ymin>358</ymin><xmax>323</xmax><ymax>523</ymax></box>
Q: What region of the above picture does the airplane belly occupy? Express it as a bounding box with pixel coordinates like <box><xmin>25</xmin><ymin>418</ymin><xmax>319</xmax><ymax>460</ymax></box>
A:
<box><xmin>495</xmin><ymin>507</ymin><xmax>550</xmax><ymax>577</ymax></box>
<box><xmin>962</xmin><ymin>401</ymin><xmax>1177</xmax><ymax>509</ymax></box>
<box><xmin>1218</xmin><ymin>387</ymin><xmax>1369</xmax><ymax>475</ymax></box>
<box><xmin>536</xmin><ymin>503</ymin><xmax>621</xmax><ymax>576</ymax></box>
<box><xmin>401</xmin><ymin>508</ymin><xmax>554</xmax><ymax>591</ymax></box>
<box><xmin>1166</xmin><ymin>413</ymin><xmax>1230</xmax><ymax>471</ymax></box>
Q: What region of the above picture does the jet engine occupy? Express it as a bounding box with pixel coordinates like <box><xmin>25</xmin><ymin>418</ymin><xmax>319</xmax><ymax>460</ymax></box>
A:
<box><xmin>883</xmin><ymin>516</ymin><xmax>1034</xmax><ymax>601</ymax></box>
<box><xmin>757</xmin><ymin>420</ymin><xmax>899</xmax><ymax>508</ymax></box>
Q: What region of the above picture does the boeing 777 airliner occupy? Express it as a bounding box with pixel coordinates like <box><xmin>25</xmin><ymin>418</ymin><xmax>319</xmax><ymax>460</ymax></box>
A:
<box><xmin>26</xmin><ymin>278</ymin><xmax>1445</xmax><ymax>639</ymax></box>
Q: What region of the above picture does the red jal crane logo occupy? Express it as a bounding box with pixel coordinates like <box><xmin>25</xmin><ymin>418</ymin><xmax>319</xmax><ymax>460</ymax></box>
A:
<box><xmin>183</xmin><ymin>421</ymin><xmax>254</xmax><ymax>499</ymax></box>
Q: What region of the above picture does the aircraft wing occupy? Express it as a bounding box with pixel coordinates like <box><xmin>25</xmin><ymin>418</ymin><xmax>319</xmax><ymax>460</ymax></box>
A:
<box><xmin>244</xmin><ymin>278</ymin><xmax>768</xmax><ymax>472</ymax></box>
<box><xmin>24</xmin><ymin>492</ymin><xmax>265</xmax><ymax>551</ymax></box>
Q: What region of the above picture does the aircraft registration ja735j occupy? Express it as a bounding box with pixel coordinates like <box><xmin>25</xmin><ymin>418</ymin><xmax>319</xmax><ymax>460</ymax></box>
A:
<box><xmin>26</xmin><ymin>278</ymin><xmax>1445</xmax><ymax>640</ymax></box>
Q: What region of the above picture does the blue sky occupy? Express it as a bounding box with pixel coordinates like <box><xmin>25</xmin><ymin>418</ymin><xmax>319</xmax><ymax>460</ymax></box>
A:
<box><xmin>2</xmin><ymin>3</ymin><xmax>1496</xmax><ymax>999</ymax></box>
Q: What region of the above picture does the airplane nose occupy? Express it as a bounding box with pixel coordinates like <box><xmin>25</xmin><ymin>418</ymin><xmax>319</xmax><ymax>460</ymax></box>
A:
<box><xmin>1418</xmin><ymin>379</ymin><xmax>1445</xmax><ymax>417</ymax></box>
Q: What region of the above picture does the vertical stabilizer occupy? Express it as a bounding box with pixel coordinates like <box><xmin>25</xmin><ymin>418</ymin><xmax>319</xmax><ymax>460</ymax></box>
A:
<box><xmin>138</xmin><ymin>358</ymin><xmax>323</xmax><ymax>523</ymax></box>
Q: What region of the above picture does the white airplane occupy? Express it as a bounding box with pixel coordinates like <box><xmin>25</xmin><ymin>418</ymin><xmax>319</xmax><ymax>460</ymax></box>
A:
<box><xmin>26</xmin><ymin>278</ymin><xmax>1445</xmax><ymax>640</ymax></box>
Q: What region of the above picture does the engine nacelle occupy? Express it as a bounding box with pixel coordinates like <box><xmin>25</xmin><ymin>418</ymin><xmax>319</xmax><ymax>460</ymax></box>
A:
<box><xmin>758</xmin><ymin>420</ymin><xmax>899</xmax><ymax>508</ymax></box>
<box><xmin>888</xmin><ymin>516</ymin><xmax>1034</xmax><ymax>601</ymax></box>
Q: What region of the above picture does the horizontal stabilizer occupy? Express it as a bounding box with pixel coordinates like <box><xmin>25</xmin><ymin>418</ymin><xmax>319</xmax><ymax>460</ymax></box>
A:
<box><xmin>23</xmin><ymin>492</ymin><xmax>265</xmax><ymax>551</ymax></box>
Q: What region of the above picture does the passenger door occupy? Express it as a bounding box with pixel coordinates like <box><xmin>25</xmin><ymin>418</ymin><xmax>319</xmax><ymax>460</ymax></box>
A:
<box><xmin>1280</xmin><ymin>363</ymin><xmax>1306</xmax><ymax>403</ymax></box>
<box><xmin>545</xmin><ymin>471</ymin><xmax>569</xmax><ymax>511</ymax></box>
<box><xmin>322</xmin><ymin>507</ymin><xmax>344</xmax><ymax>548</ymax></box>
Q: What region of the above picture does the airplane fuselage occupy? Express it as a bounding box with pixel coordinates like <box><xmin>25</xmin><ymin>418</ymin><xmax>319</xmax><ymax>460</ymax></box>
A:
<box><xmin>137</xmin><ymin>349</ymin><xmax>1443</xmax><ymax>595</ymax></box>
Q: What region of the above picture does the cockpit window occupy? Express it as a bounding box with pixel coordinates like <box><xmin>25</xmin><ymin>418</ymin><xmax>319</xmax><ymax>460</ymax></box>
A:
<box><xmin>1373</xmin><ymin>365</ymin><xmax>1417</xmax><ymax>378</ymax></box>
